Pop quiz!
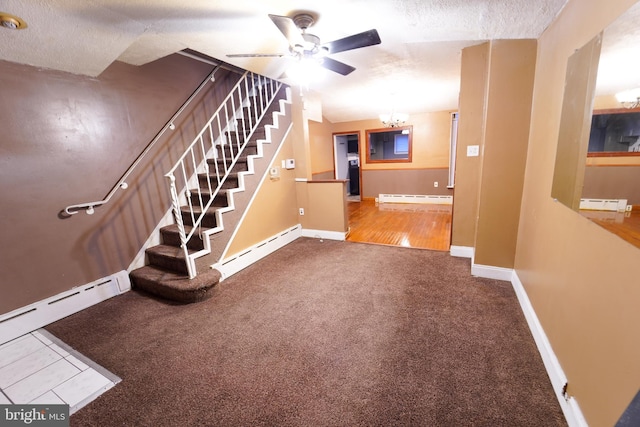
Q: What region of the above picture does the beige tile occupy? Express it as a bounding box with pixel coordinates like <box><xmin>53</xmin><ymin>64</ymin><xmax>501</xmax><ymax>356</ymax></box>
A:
<box><xmin>32</xmin><ymin>330</ymin><xmax>54</xmax><ymax>346</ymax></box>
<box><xmin>65</xmin><ymin>354</ymin><xmax>89</xmax><ymax>371</ymax></box>
<box><xmin>28</xmin><ymin>390</ymin><xmax>66</xmax><ymax>405</ymax></box>
<box><xmin>53</xmin><ymin>369</ymin><xmax>113</xmax><ymax>408</ymax></box>
<box><xmin>0</xmin><ymin>335</ymin><xmax>46</xmax><ymax>369</ymax></box>
<box><xmin>4</xmin><ymin>359</ymin><xmax>80</xmax><ymax>404</ymax></box>
<box><xmin>0</xmin><ymin>346</ymin><xmax>62</xmax><ymax>388</ymax></box>
<box><xmin>0</xmin><ymin>334</ymin><xmax>31</xmax><ymax>351</ymax></box>
<box><xmin>49</xmin><ymin>343</ymin><xmax>70</xmax><ymax>358</ymax></box>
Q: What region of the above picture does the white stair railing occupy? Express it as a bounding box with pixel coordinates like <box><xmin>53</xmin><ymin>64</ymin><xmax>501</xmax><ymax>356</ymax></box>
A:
<box><xmin>165</xmin><ymin>72</ymin><xmax>282</xmax><ymax>278</ymax></box>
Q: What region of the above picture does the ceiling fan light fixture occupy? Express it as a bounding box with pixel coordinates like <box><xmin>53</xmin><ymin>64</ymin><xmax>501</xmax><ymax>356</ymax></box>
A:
<box><xmin>287</xmin><ymin>57</ymin><xmax>325</xmax><ymax>86</ymax></box>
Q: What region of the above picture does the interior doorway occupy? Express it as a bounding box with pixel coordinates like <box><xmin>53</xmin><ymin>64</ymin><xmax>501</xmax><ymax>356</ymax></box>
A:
<box><xmin>333</xmin><ymin>131</ymin><xmax>360</xmax><ymax>200</ymax></box>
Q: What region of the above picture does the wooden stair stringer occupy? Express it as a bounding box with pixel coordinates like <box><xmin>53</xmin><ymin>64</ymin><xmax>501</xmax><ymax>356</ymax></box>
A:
<box><xmin>190</xmin><ymin>89</ymin><xmax>293</xmax><ymax>272</ymax></box>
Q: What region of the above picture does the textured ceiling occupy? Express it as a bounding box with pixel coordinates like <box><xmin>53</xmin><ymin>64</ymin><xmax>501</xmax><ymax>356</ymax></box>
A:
<box><xmin>0</xmin><ymin>0</ymin><xmax>578</xmax><ymax>122</ymax></box>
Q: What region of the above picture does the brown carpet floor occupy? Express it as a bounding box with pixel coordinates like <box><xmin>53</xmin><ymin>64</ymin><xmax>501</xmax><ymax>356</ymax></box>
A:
<box><xmin>46</xmin><ymin>238</ymin><xmax>566</xmax><ymax>426</ymax></box>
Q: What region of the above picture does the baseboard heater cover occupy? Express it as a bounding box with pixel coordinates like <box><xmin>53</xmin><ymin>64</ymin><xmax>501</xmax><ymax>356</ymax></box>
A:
<box><xmin>0</xmin><ymin>271</ymin><xmax>130</xmax><ymax>346</ymax></box>
<box><xmin>215</xmin><ymin>225</ymin><xmax>302</xmax><ymax>280</ymax></box>
<box><xmin>378</xmin><ymin>194</ymin><xmax>453</xmax><ymax>205</ymax></box>
<box><xmin>579</xmin><ymin>198</ymin><xmax>628</xmax><ymax>212</ymax></box>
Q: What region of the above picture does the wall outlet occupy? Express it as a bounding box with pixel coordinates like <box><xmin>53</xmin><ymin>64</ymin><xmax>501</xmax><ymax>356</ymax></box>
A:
<box><xmin>299</xmin><ymin>208</ymin><xmax>304</xmax><ymax>216</ymax></box>
<box><xmin>434</xmin><ymin>181</ymin><xmax>438</xmax><ymax>188</ymax></box>
<box><xmin>467</xmin><ymin>145</ymin><xmax>480</xmax><ymax>157</ymax></box>
<box><xmin>626</xmin><ymin>204</ymin><xmax>633</xmax><ymax>212</ymax></box>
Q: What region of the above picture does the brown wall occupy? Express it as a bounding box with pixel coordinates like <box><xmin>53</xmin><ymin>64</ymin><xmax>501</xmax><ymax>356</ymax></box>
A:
<box><xmin>583</xmin><ymin>165</ymin><xmax>640</xmax><ymax>204</ymax></box>
<box><xmin>0</xmin><ymin>56</ymin><xmax>239</xmax><ymax>314</ymax></box>
<box><xmin>515</xmin><ymin>0</ymin><xmax>640</xmax><ymax>425</ymax></box>
<box><xmin>361</xmin><ymin>169</ymin><xmax>452</xmax><ymax>199</ymax></box>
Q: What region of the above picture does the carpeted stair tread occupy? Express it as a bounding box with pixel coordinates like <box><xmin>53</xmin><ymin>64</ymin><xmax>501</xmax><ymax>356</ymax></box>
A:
<box><xmin>146</xmin><ymin>244</ymin><xmax>196</xmax><ymax>275</ymax></box>
<box><xmin>160</xmin><ymin>224</ymin><xmax>206</xmax><ymax>251</ymax></box>
<box><xmin>180</xmin><ymin>205</ymin><xmax>218</xmax><ymax>228</ymax></box>
<box><xmin>129</xmin><ymin>265</ymin><xmax>221</xmax><ymax>303</ymax></box>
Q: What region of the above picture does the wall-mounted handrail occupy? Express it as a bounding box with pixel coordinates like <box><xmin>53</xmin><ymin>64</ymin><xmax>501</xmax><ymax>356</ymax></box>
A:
<box><xmin>63</xmin><ymin>63</ymin><xmax>226</xmax><ymax>216</ymax></box>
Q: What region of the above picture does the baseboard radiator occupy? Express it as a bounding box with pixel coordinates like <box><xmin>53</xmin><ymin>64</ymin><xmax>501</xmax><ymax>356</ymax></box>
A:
<box><xmin>378</xmin><ymin>194</ymin><xmax>453</xmax><ymax>204</ymax></box>
<box><xmin>215</xmin><ymin>225</ymin><xmax>302</xmax><ymax>281</ymax></box>
<box><xmin>0</xmin><ymin>271</ymin><xmax>130</xmax><ymax>345</ymax></box>
<box><xmin>579</xmin><ymin>198</ymin><xmax>628</xmax><ymax>212</ymax></box>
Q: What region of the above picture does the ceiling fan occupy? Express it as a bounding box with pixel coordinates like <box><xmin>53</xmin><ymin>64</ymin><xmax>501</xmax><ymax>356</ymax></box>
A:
<box><xmin>226</xmin><ymin>13</ymin><xmax>381</xmax><ymax>76</ymax></box>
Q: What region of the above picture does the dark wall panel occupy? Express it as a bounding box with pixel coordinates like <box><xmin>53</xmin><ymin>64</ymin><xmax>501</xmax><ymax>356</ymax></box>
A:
<box><xmin>361</xmin><ymin>168</ymin><xmax>453</xmax><ymax>199</ymax></box>
<box><xmin>583</xmin><ymin>165</ymin><xmax>640</xmax><ymax>204</ymax></box>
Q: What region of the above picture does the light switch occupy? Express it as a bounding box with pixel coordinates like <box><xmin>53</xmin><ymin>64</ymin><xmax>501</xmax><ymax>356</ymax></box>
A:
<box><xmin>467</xmin><ymin>145</ymin><xmax>480</xmax><ymax>157</ymax></box>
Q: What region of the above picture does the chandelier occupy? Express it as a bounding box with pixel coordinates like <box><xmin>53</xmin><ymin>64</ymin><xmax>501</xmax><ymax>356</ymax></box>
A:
<box><xmin>615</xmin><ymin>88</ymin><xmax>640</xmax><ymax>109</ymax></box>
<box><xmin>379</xmin><ymin>112</ymin><xmax>409</xmax><ymax>128</ymax></box>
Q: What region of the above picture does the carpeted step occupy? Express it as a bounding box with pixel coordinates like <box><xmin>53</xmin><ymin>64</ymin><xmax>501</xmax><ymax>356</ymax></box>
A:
<box><xmin>129</xmin><ymin>265</ymin><xmax>221</xmax><ymax>303</ymax></box>
<box><xmin>180</xmin><ymin>205</ymin><xmax>218</xmax><ymax>228</ymax></box>
<box><xmin>146</xmin><ymin>244</ymin><xmax>195</xmax><ymax>275</ymax></box>
<box><xmin>160</xmin><ymin>224</ymin><xmax>206</xmax><ymax>251</ymax></box>
<box><xmin>226</xmin><ymin>128</ymin><xmax>266</xmax><ymax>144</ymax></box>
<box><xmin>208</xmin><ymin>157</ymin><xmax>249</xmax><ymax>175</ymax></box>
<box><xmin>198</xmin><ymin>171</ymin><xmax>239</xmax><ymax>190</ymax></box>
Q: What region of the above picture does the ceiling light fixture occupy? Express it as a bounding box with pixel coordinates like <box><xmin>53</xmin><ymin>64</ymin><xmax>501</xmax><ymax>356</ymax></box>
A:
<box><xmin>286</xmin><ymin>57</ymin><xmax>326</xmax><ymax>86</ymax></box>
<box><xmin>615</xmin><ymin>88</ymin><xmax>640</xmax><ymax>109</ymax></box>
<box><xmin>0</xmin><ymin>13</ymin><xmax>27</xmax><ymax>30</ymax></box>
<box><xmin>380</xmin><ymin>112</ymin><xmax>409</xmax><ymax>128</ymax></box>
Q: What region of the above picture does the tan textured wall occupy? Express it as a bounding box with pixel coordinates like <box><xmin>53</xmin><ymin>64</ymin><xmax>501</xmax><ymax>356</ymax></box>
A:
<box><xmin>451</xmin><ymin>43</ymin><xmax>489</xmax><ymax>248</ymax></box>
<box><xmin>0</xmin><ymin>56</ymin><xmax>233</xmax><ymax>314</ymax></box>
<box><xmin>318</xmin><ymin>111</ymin><xmax>453</xmax><ymax>199</ymax></box>
<box><xmin>515</xmin><ymin>0</ymin><xmax>640</xmax><ymax>425</ymax></box>
<box><xmin>224</xmin><ymin>131</ymin><xmax>299</xmax><ymax>257</ymax></box>
<box><xmin>305</xmin><ymin>182</ymin><xmax>349</xmax><ymax>233</ymax></box>
<box><xmin>474</xmin><ymin>39</ymin><xmax>537</xmax><ymax>268</ymax></box>
<box><xmin>309</xmin><ymin>119</ymin><xmax>335</xmax><ymax>176</ymax></box>
<box><xmin>550</xmin><ymin>35</ymin><xmax>602</xmax><ymax>211</ymax></box>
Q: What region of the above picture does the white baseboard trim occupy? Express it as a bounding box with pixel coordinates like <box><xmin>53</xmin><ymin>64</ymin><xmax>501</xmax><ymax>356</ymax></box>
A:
<box><xmin>511</xmin><ymin>271</ymin><xmax>587</xmax><ymax>427</ymax></box>
<box><xmin>378</xmin><ymin>194</ymin><xmax>453</xmax><ymax>205</ymax></box>
<box><xmin>450</xmin><ymin>245</ymin><xmax>474</xmax><ymax>258</ymax></box>
<box><xmin>470</xmin><ymin>263</ymin><xmax>513</xmax><ymax>281</ymax></box>
<box><xmin>301</xmin><ymin>228</ymin><xmax>347</xmax><ymax>241</ymax></box>
<box><xmin>214</xmin><ymin>225</ymin><xmax>302</xmax><ymax>281</ymax></box>
<box><xmin>0</xmin><ymin>271</ymin><xmax>130</xmax><ymax>346</ymax></box>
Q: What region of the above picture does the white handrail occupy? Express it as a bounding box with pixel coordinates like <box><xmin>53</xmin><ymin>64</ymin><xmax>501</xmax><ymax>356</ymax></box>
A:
<box><xmin>165</xmin><ymin>72</ymin><xmax>282</xmax><ymax>278</ymax></box>
<box><xmin>63</xmin><ymin>65</ymin><xmax>223</xmax><ymax>216</ymax></box>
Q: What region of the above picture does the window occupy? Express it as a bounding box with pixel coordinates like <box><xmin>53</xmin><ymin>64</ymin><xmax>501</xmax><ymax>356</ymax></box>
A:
<box><xmin>394</xmin><ymin>134</ymin><xmax>409</xmax><ymax>155</ymax></box>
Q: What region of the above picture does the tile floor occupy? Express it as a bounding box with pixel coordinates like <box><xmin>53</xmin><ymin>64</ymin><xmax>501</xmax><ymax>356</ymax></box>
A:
<box><xmin>0</xmin><ymin>329</ymin><xmax>119</xmax><ymax>414</ymax></box>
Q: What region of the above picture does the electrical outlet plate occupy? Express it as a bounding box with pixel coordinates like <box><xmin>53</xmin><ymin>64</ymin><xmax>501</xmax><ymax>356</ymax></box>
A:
<box><xmin>626</xmin><ymin>204</ymin><xmax>633</xmax><ymax>212</ymax></box>
<box><xmin>299</xmin><ymin>208</ymin><xmax>304</xmax><ymax>215</ymax></box>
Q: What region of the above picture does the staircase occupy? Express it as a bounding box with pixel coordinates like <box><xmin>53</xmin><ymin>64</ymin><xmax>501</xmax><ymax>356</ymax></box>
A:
<box><xmin>130</xmin><ymin>73</ymin><xmax>290</xmax><ymax>303</ymax></box>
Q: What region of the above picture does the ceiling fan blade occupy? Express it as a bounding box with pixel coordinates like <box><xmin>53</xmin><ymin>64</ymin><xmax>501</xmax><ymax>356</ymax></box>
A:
<box><xmin>226</xmin><ymin>53</ymin><xmax>286</xmax><ymax>58</ymax></box>
<box><xmin>323</xmin><ymin>29</ymin><xmax>381</xmax><ymax>54</ymax></box>
<box><xmin>321</xmin><ymin>57</ymin><xmax>356</xmax><ymax>76</ymax></box>
<box><xmin>268</xmin><ymin>14</ymin><xmax>305</xmax><ymax>47</ymax></box>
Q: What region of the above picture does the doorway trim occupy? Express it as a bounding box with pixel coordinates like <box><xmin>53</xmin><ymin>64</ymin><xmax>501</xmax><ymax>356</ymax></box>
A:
<box><xmin>332</xmin><ymin>131</ymin><xmax>362</xmax><ymax>197</ymax></box>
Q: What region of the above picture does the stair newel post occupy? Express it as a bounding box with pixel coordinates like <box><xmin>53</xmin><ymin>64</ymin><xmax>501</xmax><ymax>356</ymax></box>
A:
<box><xmin>167</xmin><ymin>172</ymin><xmax>196</xmax><ymax>279</ymax></box>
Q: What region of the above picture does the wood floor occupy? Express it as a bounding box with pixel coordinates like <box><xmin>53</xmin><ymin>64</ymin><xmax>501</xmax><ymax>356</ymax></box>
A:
<box><xmin>580</xmin><ymin>209</ymin><xmax>640</xmax><ymax>249</ymax></box>
<box><xmin>346</xmin><ymin>199</ymin><xmax>452</xmax><ymax>251</ymax></box>
<box><xmin>345</xmin><ymin>200</ymin><xmax>640</xmax><ymax>252</ymax></box>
